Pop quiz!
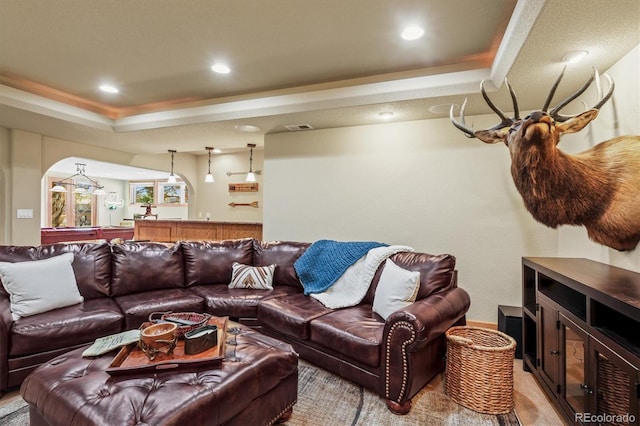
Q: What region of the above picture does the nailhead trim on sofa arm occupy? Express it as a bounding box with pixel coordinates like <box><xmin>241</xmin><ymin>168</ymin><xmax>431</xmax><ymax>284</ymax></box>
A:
<box><xmin>382</xmin><ymin>287</ymin><xmax>471</xmax><ymax>415</ymax></box>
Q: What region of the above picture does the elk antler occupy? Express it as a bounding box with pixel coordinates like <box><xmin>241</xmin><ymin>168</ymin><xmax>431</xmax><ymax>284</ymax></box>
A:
<box><xmin>449</xmin><ymin>79</ymin><xmax>520</xmax><ymax>138</ymax></box>
<box><xmin>449</xmin><ymin>99</ymin><xmax>475</xmax><ymax>138</ymax></box>
<box><xmin>544</xmin><ymin>67</ymin><xmax>615</xmax><ymax>122</ymax></box>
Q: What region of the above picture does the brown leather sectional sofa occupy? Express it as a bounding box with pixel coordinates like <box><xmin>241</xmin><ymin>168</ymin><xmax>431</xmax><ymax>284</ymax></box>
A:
<box><xmin>0</xmin><ymin>238</ymin><xmax>470</xmax><ymax>414</ymax></box>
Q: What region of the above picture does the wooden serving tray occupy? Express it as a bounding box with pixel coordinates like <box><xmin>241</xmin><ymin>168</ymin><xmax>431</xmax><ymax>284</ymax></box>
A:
<box><xmin>106</xmin><ymin>316</ymin><xmax>228</xmax><ymax>376</ymax></box>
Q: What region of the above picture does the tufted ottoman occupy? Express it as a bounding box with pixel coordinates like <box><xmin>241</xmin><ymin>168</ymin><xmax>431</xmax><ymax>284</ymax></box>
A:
<box><xmin>20</xmin><ymin>325</ymin><xmax>298</xmax><ymax>426</ymax></box>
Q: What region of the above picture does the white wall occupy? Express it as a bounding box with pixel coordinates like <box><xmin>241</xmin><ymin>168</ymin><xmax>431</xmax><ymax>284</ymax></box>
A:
<box><xmin>0</xmin><ymin>127</ymin><xmax>10</xmax><ymax>244</ymax></box>
<box><xmin>194</xmin><ymin>150</ymin><xmax>264</xmax><ymax>223</ymax></box>
<box><xmin>557</xmin><ymin>45</ymin><xmax>640</xmax><ymax>272</ymax></box>
<box><xmin>7</xmin><ymin>130</ymin><xmax>42</xmax><ymax>245</ymax></box>
<box><xmin>264</xmin><ymin>118</ymin><xmax>558</xmax><ymax>322</ymax></box>
<box><xmin>98</xmin><ymin>178</ymin><xmax>128</xmax><ymax>226</ymax></box>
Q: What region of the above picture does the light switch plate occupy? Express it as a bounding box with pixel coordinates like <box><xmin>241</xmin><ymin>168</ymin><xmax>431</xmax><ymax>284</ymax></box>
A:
<box><xmin>16</xmin><ymin>209</ymin><xmax>33</xmax><ymax>219</ymax></box>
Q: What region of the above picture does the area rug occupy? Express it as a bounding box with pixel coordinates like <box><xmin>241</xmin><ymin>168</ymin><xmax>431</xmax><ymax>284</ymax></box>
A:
<box><xmin>0</xmin><ymin>362</ymin><xmax>520</xmax><ymax>425</ymax></box>
<box><xmin>285</xmin><ymin>361</ymin><xmax>520</xmax><ymax>425</ymax></box>
<box><xmin>0</xmin><ymin>396</ymin><xmax>28</xmax><ymax>426</ymax></box>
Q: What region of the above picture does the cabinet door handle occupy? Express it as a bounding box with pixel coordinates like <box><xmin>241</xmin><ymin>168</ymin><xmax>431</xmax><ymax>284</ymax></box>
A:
<box><xmin>550</xmin><ymin>350</ymin><xmax>560</xmax><ymax>355</ymax></box>
<box><xmin>580</xmin><ymin>384</ymin><xmax>594</xmax><ymax>395</ymax></box>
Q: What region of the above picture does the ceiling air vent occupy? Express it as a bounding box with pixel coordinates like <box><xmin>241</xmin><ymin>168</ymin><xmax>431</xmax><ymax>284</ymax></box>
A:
<box><xmin>285</xmin><ymin>124</ymin><xmax>314</xmax><ymax>131</ymax></box>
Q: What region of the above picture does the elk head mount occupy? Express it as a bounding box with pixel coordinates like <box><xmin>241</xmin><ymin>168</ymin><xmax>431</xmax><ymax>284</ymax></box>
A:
<box><xmin>451</xmin><ymin>68</ymin><xmax>640</xmax><ymax>251</ymax></box>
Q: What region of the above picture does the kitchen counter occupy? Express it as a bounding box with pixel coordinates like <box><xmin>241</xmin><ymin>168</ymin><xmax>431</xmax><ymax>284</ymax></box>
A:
<box><xmin>133</xmin><ymin>220</ymin><xmax>262</xmax><ymax>242</ymax></box>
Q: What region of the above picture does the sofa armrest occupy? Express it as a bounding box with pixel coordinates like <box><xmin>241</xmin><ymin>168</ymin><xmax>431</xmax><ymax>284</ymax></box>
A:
<box><xmin>390</xmin><ymin>286</ymin><xmax>470</xmax><ymax>347</ymax></box>
<box><xmin>0</xmin><ymin>295</ymin><xmax>13</xmax><ymax>392</ymax></box>
<box><xmin>381</xmin><ymin>287</ymin><xmax>470</xmax><ymax>411</ymax></box>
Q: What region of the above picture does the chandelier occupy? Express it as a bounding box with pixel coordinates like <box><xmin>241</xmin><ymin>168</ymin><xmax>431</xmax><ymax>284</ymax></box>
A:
<box><xmin>50</xmin><ymin>163</ymin><xmax>106</xmax><ymax>195</ymax></box>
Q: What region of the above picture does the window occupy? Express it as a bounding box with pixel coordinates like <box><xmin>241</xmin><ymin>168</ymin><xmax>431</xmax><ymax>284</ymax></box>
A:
<box><xmin>129</xmin><ymin>180</ymin><xmax>188</xmax><ymax>206</ymax></box>
<box><xmin>47</xmin><ymin>177</ymin><xmax>97</xmax><ymax>227</ymax></box>
<box><xmin>158</xmin><ymin>182</ymin><xmax>187</xmax><ymax>205</ymax></box>
<box><xmin>130</xmin><ymin>182</ymin><xmax>155</xmax><ymax>205</ymax></box>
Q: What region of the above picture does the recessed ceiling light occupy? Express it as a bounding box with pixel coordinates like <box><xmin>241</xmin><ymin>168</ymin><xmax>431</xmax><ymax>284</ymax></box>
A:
<box><xmin>211</xmin><ymin>63</ymin><xmax>231</xmax><ymax>74</ymax></box>
<box><xmin>213</xmin><ymin>148</ymin><xmax>222</xmax><ymax>154</ymax></box>
<box><xmin>99</xmin><ymin>84</ymin><xmax>119</xmax><ymax>94</ymax></box>
<box><xmin>401</xmin><ymin>25</ymin><xmax>424</xmax><ymax>41</ymax></box>
<box><xmin>562</xmin><ymin>50</ymin><xmax>589</xmax><ymax>64</ymax></box>
<box><xmin>379</xmin><ymin>111</ymin><xmax>394</xmax><ymax>120</ymax></box>
<box><xmin>235</xmin><ymin>124</ymin><xmax>261</xmax><ymax>132</ymax></box>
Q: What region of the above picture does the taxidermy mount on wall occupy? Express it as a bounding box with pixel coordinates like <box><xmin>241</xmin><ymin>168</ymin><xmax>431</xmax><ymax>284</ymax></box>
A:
<box><xmin>451</xmin><ymin>68</ymin><xmax>640</xmax><ymax>251</ymax></box>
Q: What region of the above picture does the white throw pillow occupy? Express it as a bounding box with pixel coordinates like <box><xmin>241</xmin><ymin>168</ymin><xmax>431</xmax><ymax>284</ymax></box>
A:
<box><xmin>228</xmin><ymin>262</ymin><xmax>276</xmax><ymax>290</ymax></box>
<box><xmin>373</xmin><ymin>259</ymin><xmax>421</xmax><ymax>320</ymax></box>
<box><xmin>0</xmin><ymin>252</ymin><xmax>84</xmax><ymax>320</ymax></box>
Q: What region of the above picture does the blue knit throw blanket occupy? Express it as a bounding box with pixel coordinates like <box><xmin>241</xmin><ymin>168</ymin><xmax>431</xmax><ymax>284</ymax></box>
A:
<box><xmin>295</xmin><ymin>239</ymin><xmax>388</xmax><ymax>295</ymax></box>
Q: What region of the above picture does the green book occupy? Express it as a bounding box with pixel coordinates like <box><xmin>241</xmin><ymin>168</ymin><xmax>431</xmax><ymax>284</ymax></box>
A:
<box><xmin>81</xmin><ymin>330</ymin><xmax>141</xmax><ymax>357</ymax></box>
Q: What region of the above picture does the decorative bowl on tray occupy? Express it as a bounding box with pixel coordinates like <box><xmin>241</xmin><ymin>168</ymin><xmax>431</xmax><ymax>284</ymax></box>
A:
<box><xmin>148</xmin><ymin>311</ymin><xmax>211</xmax><ymax>337</ymax></box>
<box><xmin>106</xmin><ymin>316</ymin><xmax>229</xmax><ymax>375</ymax></box>
<box><xmin>139</xmin><ymin>322</ymin><xmax>178</xmax><ymax>360</ymax></box>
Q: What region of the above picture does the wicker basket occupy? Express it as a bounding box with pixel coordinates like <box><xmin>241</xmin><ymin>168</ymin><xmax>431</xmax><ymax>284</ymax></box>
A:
<box><xmin>445</xmin><ymin>326</ymin><xmax>516</xmax><ymax>414</ymax></box>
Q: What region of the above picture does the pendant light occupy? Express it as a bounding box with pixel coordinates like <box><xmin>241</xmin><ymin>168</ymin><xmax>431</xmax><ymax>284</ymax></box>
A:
<box><xmin>246</xmin><ymin>143</ymin><xmax>257</xmax><ymax>182</ymax></box>
<box><xmin>205</xmin><ymin>147</ymin><xmax>215</xmax><ymax>183</ymax></box>
<box><xmin>50</xmin><ymin>163</ymin><xmax>106</xmax><ymax>195</ymax></box>
<box><xmin>167</xmin><ymin>149</ymin><xmax>177</xmax><ymax>183</ymax></box>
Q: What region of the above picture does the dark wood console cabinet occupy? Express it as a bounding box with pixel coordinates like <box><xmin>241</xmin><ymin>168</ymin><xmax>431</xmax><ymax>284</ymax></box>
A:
<box><xmin>522</xmin><ymin>257</ymin><xmax>639</xmax><ymax>425</ymax></box>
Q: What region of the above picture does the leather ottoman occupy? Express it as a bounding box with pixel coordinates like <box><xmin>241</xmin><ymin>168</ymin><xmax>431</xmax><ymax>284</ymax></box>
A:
<box><xmin>20</xmin><ymin>325</ymin><xmax>298</xmax><ymax>426</ymax></box>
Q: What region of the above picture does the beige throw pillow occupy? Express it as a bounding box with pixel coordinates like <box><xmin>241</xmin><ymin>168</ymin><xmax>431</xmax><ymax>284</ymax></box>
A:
<box><xmin>229</xmin><ymin>262</ymin><xmax>276</xmax><ymax>290</ymax></box>
<box><xmin>0</xmin><ymin>253</ymin><xmax>84</xmax><ymax>320</ymax></box>
<box><xmin>373</xmin><ymin>258</ymin><xmax>420</xmax><ymax>320</ymax></box>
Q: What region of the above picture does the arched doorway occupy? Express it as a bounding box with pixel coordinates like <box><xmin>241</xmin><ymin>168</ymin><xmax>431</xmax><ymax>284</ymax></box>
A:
<box><xmin>43</xmin><ymin>157</ymin><xmax>190</xmax><ymax>229</ymax></box>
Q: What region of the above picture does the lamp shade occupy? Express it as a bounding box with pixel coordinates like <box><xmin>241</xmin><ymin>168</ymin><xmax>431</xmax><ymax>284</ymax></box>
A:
<box><xmin>48</xmin><ymin>163</ymin><xmax>105</xmax><ymax>194</ymax></box>
<box><xmin>205</xmin><ymin>173</ymin><xmax>214</xmax><ymax>183</ymax></box>
<box><xmin>245</xmin><ymin>172</ymin><xmax>257</xmax><ymax>182</ymax></box>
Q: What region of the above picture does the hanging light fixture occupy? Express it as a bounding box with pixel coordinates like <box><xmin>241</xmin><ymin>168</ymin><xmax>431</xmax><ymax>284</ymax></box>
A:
<box><xmin>246</xmin><ymin>143</ymin><xmax>257</xmax><ymax>182</ymax></box>
<box><xmin>167</xmin><ymin>149</ymin><xmax>177</xmax><ymax>183</ymax></box>
<box><xmin>50</xmin><ymin>163</ymin><xmax>107</xmax><ymax>195</ymax></box>
<box><xmin>205</xmin><ymin>147</ymin><xmax>215</xmax><ymax>183</ymax></box>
